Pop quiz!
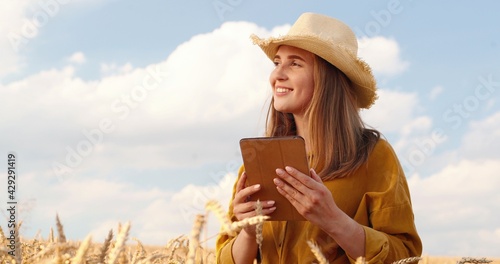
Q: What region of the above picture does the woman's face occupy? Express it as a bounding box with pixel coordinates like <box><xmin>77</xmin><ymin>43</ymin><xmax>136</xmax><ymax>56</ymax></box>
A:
<box><xmin>270</xmin><ymin>45</ymin><xmax>315</xmax><ymax>116</ymax></box>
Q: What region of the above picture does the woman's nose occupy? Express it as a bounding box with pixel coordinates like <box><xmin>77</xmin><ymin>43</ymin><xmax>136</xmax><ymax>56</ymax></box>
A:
<box><xmin>271</xmin><ymin>65</ymin><xmax>287</xmax><ymax>81</ymax></box>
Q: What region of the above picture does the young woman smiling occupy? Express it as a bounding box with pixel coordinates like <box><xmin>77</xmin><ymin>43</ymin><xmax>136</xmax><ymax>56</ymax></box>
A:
<box><xmin>216</xmin><ymin>13</ymin><xmax>422</xmax><ymax>264</ymax></box>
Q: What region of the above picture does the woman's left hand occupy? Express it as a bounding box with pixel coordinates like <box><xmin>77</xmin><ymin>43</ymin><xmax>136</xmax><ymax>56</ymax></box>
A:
<box><xmin>273</xmin><ymin>166</ymin><xmax>341</xmax><ymax>229</ymax></box>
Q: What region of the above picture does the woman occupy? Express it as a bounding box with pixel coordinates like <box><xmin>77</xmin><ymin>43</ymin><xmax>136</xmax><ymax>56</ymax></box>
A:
<box><xmin>216</xmin><ymin>13</ymin><xmax>422</xmax><ymax>263</ymax></box>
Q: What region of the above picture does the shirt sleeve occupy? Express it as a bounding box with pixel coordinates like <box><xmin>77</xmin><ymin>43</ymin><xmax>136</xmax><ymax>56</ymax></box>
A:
<box><xmin>215</xmin><ymin>165</ymin><xmax>244</xmax><ymax>264</ymax></box>
<box><xmin>350</xmin><ymin>140</ymin><xmax>423</xmax><ymax>263</ymax></box>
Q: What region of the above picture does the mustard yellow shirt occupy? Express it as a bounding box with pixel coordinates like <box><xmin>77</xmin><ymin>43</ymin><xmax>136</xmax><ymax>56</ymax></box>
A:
<box><xmin>216</xmin><ymin>139</ymin><xmax>422</xmax><ymax>263</ymax></box>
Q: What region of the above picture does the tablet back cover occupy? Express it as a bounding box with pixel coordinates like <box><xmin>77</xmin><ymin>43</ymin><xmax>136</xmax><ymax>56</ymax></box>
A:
<box><xmin>239</xmin><ymin>136</ymin><xmax>309</xmax><ymax>221</ymax></box>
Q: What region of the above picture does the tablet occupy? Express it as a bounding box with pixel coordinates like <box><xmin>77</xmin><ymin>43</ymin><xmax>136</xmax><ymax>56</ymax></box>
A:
<box><xmin>239</xmin><ymin>136</ymin><xmax>310</xmax><ymax>221</ymax></box>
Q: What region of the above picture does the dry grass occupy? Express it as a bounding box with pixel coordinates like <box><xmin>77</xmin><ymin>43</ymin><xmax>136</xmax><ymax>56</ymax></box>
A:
<box><xmin>0</xmin><ymin>200</ymin><xmax>498</xmax><ymax>264</ymax></box>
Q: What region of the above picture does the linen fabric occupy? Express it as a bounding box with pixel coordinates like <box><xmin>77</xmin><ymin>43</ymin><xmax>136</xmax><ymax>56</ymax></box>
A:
<box><xmin>216</xmin><ymin>139</ymin><xmax>422</xmax><ymax>264</ymax></box>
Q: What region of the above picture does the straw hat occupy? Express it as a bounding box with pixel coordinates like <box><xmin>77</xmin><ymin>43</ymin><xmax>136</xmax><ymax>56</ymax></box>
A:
<box><xmin>251</xmin><ymin>12</ymin><xmax>377</xmax><ymax>109</ymax></box>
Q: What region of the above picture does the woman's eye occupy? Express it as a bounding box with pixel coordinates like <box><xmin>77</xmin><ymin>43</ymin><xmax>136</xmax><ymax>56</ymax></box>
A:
<box><xmin>273</xmin><ymin>61</ymin><xmax>280</xmax><ymax>67</ymax></box>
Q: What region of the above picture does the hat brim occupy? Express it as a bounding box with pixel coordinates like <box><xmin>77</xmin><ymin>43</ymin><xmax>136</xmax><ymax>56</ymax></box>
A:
<box><xmin>251</xmin><ymin>34</ymin><xmax>377</xmax><ymax>109</ymax></box>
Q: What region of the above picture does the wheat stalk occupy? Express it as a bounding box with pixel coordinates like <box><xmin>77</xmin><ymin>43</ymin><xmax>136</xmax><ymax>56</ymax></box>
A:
<box><xmin>166</xmin><ymin>235</ymin><xmax>185</xmax><ymax>262</ymax></box>
<box><xmin>130</xmin><ymin>237</ymin><xmax>147</xmax><ymax>263</ymax></box>
<box><xmin>0</xmin><ymin>225</ymin><xmax>5</xmax><ymax>244</ymax></box>
<box><xmin>205</xmin><ymin>200</ymin><xmax>236</xmax><ymax>236</ymax></box>
<box><xmin>136</xmin><ymin>252</ymin><xmax>170</xmax><ymax>264</ymax></box>
<box><xmin>392</xmin><ymin>256</ymin><xmax>422</xmax><ymax>264</ymax></box>
<box><xmin>72</xmin><ymin>235</ymin><xmax>92</xmax><ymax>264</ymax></box>
<box><xmin>98</xmin><ymin>229</ymin><xmax>114</xmax><ymax>263</ymax></box>
<box><xmin>186</xmin><ymin>214</ymin><xmax>205</xmax><ymax>264</ymax></box>
<box><xmin>307</xmin><ymin>240</ymin><xmax>328</xmax><ymax>264</ymax></box>
<box><xmin>355</xmin><ymin>256</ymin><xmax>366</xmax><ymax>264</ymax></box>
<box><xmin>52</xmin><ymin>243</ymin><xmax>63</xmax><ymax>264</ymax></box>
<box><xmin>14</xmin><ymin>221</ymin><xmax>23</xmax><ymax>263</ymax></box>
<box><xmin>230</xmin><ymin>215</ymin><xmax>269</xmax><ymax>233</ymax></box>
<box><xmin>49</xmin><ymin>227</ymin><xmax>55</xmax><ymax>243</ymax></box>
<box><xmin>55</xmin><ymin>214</ymin><xmax>66</xmax><ymax>243</ymax></box>
<box><xmin>457</xmin><ymin>257</ymin><xmax>493</xmax><ymax>264</ymax></box>
<box><xmin>107</xmin><ymin>222</ymin><xmax>131</xmax><ymax>264</ymax></box>
<box><xmin>255</xmin><ymin>199</ymin><xmax>263</xmax><ymax>262</ymax></box>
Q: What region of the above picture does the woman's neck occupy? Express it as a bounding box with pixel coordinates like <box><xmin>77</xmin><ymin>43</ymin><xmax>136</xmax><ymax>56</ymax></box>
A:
<box><xmin>294</xmin><ymin>114</ymin><xmax>310</xmax><ymax>153</ymax></box>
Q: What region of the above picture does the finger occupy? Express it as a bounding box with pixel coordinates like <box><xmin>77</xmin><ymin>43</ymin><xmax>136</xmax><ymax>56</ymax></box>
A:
<box><xmin>234</xmin><ymin>183</ymin><xmax>262</xmax><ymax>203</ymax></box>
<box><xmin>273</xmin><ymin>177</ymin><xmax>302</xmax><ymax>204</ymax></box>
<box><xmin>262</xmin><ymin>206</ymin><xmax>276</xmax><ymax>216</ymax></box>
<box><xmin>235</xmin><ymin>171</ymin><xmax>247</xmax><ymax>193</ymax></box>
<box><xmin>233</xmin><ymin>210</ymin><xmax>256</xmax><ymax>221</ymax></box>
<box><xmin>274</xmin><ymin>179</ymin><xmax>302</xmax><ymax>209</ymax></box>
<box><xmin>275</xmin><ymin>167</ymin><xmax>312</xmax><ymax>194</ymax></box>
<box><xmin>235</xmin><ymin>203</ymin><xmax>276</xmax><ymax>220</ymax></box>
<box><xmin>310</xmin><ymin>168</ymin><xmax>322</xmax><ymax>183</ymax></box>
<box><xmin>234</xmin><ymin>199</ymin><xmax>275</xmax><ymax>214</ymax></box>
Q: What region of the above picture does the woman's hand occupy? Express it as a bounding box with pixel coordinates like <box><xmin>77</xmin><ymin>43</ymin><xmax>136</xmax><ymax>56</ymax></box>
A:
<box><xmin>273</xmin><ymin>166</ymin><xmax>366</xmax><ymax>258</ymax></box>
<box><xmin>273</xmin><ymin>166</ymin><xmax>341</xmax><ymax>229</ymax></box>
<box><xmin>232</xmin><ymin>171</ymin><xmax>276</xmax><ymax>236</ymax></box>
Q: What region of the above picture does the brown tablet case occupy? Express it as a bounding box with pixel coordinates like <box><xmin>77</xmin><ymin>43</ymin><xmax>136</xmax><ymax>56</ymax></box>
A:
<box><xmin>239</xmin><ymin>136</ymin><xmax>309</xmax><ymax>221</ymax></box>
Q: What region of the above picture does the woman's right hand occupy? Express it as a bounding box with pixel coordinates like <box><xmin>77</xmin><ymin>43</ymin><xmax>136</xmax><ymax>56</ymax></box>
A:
<box><xmin>232</xmin><ymin>171</ymin><xmax>276</xmax><ymax>236</ymax></box>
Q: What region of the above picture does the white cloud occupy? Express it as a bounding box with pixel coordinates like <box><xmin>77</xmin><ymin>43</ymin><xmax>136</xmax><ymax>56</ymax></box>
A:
<box><xmin>358</xmin><ymin>36</ymin><xmax>409</xmax><ymax>77</ymax></box>
<box><xmin>409</xmin><ymin>158</ymin><xmax>500</xmax><ymax>256</ymax></box>
<box><xmin>0</xmin><ymin>0</ymin><xmax>37</xmax><ymax>76</ymax></box>
<box><xmin>361</xmin><ymin>89</ymin><xmax>419</xmax><ymax>133</ymax></box>
<box><xmin>460</xmin><ymin>111</ymin><xmax>500</xmax><ymax>160</ymax></box>
<box><xmin>17</xmin><ymin>168</ymin><xmax>236</xmax><ymax>247</ymax></box>
<box><xmin>68</xmin><ymin>52</ymin><xmax>86</xmax><ymax>64</ymax></box>
<box><xmin>100</xmin><ymin>62</ymin><xmax>133</xmax><ymax>75</ymax></box>
<box><xmin>0</xmin><ymin>21</ymin><xmax>275</xmax><ymax>179</ymax></box>
<box><xmin>0</xmin><ymin>20</ymin><xmax>272</xmax><ymax>246</ymax></box>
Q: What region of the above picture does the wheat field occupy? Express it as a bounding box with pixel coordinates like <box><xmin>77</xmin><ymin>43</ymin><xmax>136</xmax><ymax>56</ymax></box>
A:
<box><xmin>1</xmin><ymin>200</ymin><xmax>498</xmax><ymax>264</ymax></box>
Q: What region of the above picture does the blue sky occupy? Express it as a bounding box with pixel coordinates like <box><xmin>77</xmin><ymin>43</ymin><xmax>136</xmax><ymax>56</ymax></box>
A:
<box><xmin>1</xmin><ymin>0</ymin><xmax>499</xmax><ymax>257</ymax></box>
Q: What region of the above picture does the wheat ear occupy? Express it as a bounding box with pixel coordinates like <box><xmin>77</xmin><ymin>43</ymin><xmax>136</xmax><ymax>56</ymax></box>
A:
<box><xmin>205</xmin><ymin>200</ymin><xmax>236</xmax><ymax>236</ymax></box>
<box><xmin>107</xmin><ymin>222</ymin><xmax>131</xmax><ymax>264</ymax></box>
<box><xmin>55</xmin><ymin>214</ymin><xmax>66</xmax><ymax>243</ymax></box>
<box><xmin>166</xmin><ymin>235</ymin><xmax>185</xmax><ymax>262</ymax></box>
<box><xmin>0</xmin><ymin>225</ymin><xmax>5</xmax><ymax>244</ymax></box>
<box><xmin>14</xmin><ymin>221</ymin><xmax>22</xmax><ymax>263</ymax></box>
<box><xmin>186</xmin><ymin>214</ymin><xmax>205</xmax><ymax>264</ymax></box>
<box><xmin>72</xmin><ymin>235</ymin><xmax>92</xmax><ymax>264</ymax></box>
<box><xmin>355</xmin><ymin>256</ymin><xmax>366</xmax><ymax>264</ymax></box>
<box><xmin>98</xmin><ymin>229</ymin><xmax>114</xmax><ymax>264</ymax></box>
<box><xmin>230</xmin><ymin>215</ymin><xmax>269</xmax><ymax>233</ymax></box>
<box><xmin>255</xmin><ymin>200</ymin><xmax>263</xmax><ymax>261</ymax></box>
<box><xmin>392</xmin><ymin>257</ymin><xmax>422</xmax><ymax>264</ymax></box>
<box><xmin>456</xmin><ymin>257</ymin><xmax>493</xmax><ymax>264</ymax></box>
<box><xmin>307</xmin><ymin>240</ymin><xmax>328</xmax><ymax>264</ymax></box>
<box><xmin>130</xmin><ymin>237</ymin><xmax>147</xmax><ymax>263</ymax></box>
<box><xmin>49</xmin><ymin>227</ymin><xmax>55</xmax><ymax>243</ymax></box>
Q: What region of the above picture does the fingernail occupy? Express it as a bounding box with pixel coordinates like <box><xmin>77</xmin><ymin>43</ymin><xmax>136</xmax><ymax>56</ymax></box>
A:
<box><xmin>254</xmin><ymin>184</ymin><xmax>260</xmax><ymax>189</ymax></box>
<box><xmin>276</xmin><ymin>168</ymin><xmax>284</xmax><ymax>176</ymax></box>
<box><xmin>273</xmin><ymin>178</ymin><xmax>281</xmax><ymax>185</ymax></box>
<box><xmin>267</xmin><ymin>201</ymin><xmax>275</xmax><ymax>206</ymax></box>
<box><xmin>285</xmin><ymin>166</ymin><xmax>293</xmax><ymax>173</ymax></box>
<box><xmin>269</xmin><ymin>207</ymin><xmax>276</xmax><ymax>211</ymax></box>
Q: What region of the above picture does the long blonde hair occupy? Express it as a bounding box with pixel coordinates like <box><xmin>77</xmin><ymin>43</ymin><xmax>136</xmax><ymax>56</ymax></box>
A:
<box><xmin>265</xmin><ymin>55</ymin><xmax>380</xmax><ymax>180</ymax></box>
